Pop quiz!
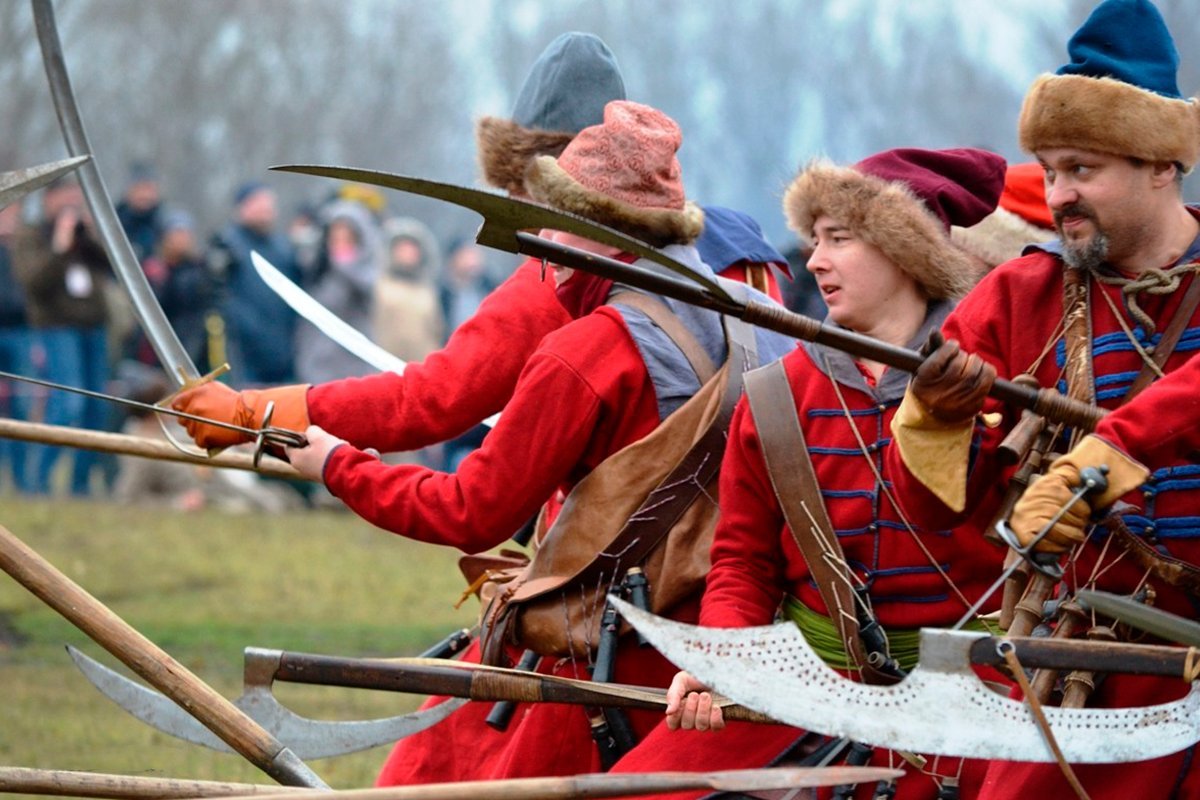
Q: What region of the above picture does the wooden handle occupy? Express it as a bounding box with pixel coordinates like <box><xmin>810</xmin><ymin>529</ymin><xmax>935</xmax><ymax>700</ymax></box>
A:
<box><xmin>0</xmin><ymin>418</ymin><xmax>303</xmax><ymax>480</ymax></box>
<box><xmin>0</xmin><ymin>525</ymin><xmax>324</xmax><ymax>788</ymax></box>
<box><xmin>0</xmin><ymin>767</ymin><xmax>310</xmax><ymax>799</ymax></box>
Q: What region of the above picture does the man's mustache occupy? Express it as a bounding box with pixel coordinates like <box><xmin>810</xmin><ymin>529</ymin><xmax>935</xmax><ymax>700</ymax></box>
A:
<box><xmin>1053</xmin><ymin>202</ymin><xmax>1096</xmax><ymax>229</ymax></box>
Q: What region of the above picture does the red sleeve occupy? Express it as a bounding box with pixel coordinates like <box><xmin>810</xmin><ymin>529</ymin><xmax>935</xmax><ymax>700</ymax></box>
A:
<box><xmin>699</xmin><ymin>397</ymin><xmax>789</xmax><ymax>628</ymax></box>
<box><xmin>883</xmin><ymin>277</ymin><xmax>1016</xmax><ymax>532</ymax></box>
<box><xmin>1094</xmin><ymin>351</ymin><xmax>1200</xmax><ymax>465</ymax></box>
<box><xmin>321</xmin><ymin>314</ymin><xmax>648</xmax><ymax>554</ymax></box>
<box><xmin>305</xmin><ymin>259</ymin><xmax>570</xmax><ymax>452</ymax></box>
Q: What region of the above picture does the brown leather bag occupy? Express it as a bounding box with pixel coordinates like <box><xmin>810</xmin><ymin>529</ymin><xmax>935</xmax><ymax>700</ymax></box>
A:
<box><xmin>470</xmin><ymin>297</ymin><xmax>758</xmax><ymax>663</ymax></box>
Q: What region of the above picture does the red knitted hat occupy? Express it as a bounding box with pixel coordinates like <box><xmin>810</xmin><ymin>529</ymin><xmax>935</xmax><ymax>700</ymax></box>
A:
<box><xmin>998</xmin><ymin>162</ymin><xmax>1054</xmax><ymax>230</ymax></box>
<box><xmin>524</xmin><ymin>101</ymin><xmax>705</xmax><ymax>247</ymax></box>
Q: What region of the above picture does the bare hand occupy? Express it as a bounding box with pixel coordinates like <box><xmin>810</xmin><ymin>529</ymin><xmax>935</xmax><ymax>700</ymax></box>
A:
<box><xmin>51</xmin><ymin>207</ymin><xmax>80</xmax><ymax>253</ymax></box>
<box><xmin>285</xmin><ymin>424</ymin><xmax>347</xmax><ymax>483</ymax></box>
<box><xmin>664</xmin><ymin>670</ymin><xmax>725</xmax><ymax>732</ymax></box>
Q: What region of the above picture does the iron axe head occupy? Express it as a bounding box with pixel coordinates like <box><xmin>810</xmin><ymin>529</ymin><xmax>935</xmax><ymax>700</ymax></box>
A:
<box><xmin>612</xmin><ymin>597</ymin><xmax>1200</xmax><ymax>764</ymax></box>
<box><xmin>67</xmin><ymin>645</ymin><xmax>465</xmax><ymax>759</ymax></box>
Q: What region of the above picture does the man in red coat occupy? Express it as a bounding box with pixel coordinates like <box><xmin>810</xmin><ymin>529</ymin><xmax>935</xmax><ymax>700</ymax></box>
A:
<box><xmin>283</xmin><ymin>100</ymin><xmax>794</xmax><ymax>785</ymax></box>
<box><xmin>888</xmin><ymin>1</ymin><xmax>1200</xmax><ymax>797</ymax></box>
<box><xmin>614</xmin><ymin>147</ymin><xmax>1008</xmax><ymax>800</ymax></box>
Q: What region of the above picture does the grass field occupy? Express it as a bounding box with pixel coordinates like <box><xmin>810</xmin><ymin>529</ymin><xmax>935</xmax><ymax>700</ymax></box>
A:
<box><xmin>0</xmin><ymin>493</ymin><xmax>479</xmax><ymax>795</ymax></box>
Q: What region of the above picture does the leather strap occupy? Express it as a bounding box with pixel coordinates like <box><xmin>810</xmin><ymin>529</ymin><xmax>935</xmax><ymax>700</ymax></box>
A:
<box><xmin>1125</xmin><ymin>269</ymin><xmax>1200</xmax><ymax>401</ymax></box>
<box><xmin>743</xmin><ymin>360</ymin><xmax>893</xmax><ymax>685</ymax></box>
<box><xmin>610</xmin><ymin>290</ymin><xmax>717</xmax><ymax>384</ymax></box>
<box><xmin>1061</xmin><ymin>267</ymin><xmax>1096</xmax><ymax>407</ymax></box>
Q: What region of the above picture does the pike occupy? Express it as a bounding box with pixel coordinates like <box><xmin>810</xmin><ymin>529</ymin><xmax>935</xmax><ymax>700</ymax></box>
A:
<box><xmin>0</xmin><ymin>155</ymin><xmax>89</xmax><ymax>209</ymax></box>
<box><xmin>612</xmin><ymin>598</ymin><xmax>1200</xmax><ymax>764</ymax></box>
<box><xmin>69</xmin><ymin>647</ymin><xmax>773</xmax><ymax>758</ymax></box>
<box><xmin>272</xmin><ymin>165</ymin><xmax>1106</xmax><ymax>433</ymax></box>
<box><xmin>0</xmin><ymin>766</ymin><xmax>903</xmax><ymax>800</ymax></box>
<box><xmin>250</xmin><ymin>251</ymin><xmax>499</xmax><ymax>428</ymax></box>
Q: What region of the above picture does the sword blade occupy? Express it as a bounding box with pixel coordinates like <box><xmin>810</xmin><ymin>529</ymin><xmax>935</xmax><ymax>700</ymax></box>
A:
<box><xmin>1077</xmin><ymin>589</ymin><xmax>1200</xmax><ymax>648</ymax></box>
<box><xmin>0</xmin><ymin>155</ymin><xmax>89</xmax><ymax>209</ymax></box>
<box><xmin>251</xmin><ymin>251</ymin><xmax>504</xmax><ymax>429</ymax></box>
<box><xmin>0</xmin><ymin>368</ymin><xmax>291</xmax><ymax>443</ymax></box>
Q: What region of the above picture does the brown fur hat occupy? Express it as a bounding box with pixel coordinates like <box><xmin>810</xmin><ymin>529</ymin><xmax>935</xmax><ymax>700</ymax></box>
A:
<box><xmin>1019</xmin><ymin>74</ymin><xmax>1200</xmax><ymax>169</ymax></box>
<box><xmin>476</xmin><ymin>32</ymin><xmax>625</xmax><ymax>194</ymax></box>
<box><xmin>1019</xmin><ymin>0</ymin><xmax>1200</xmax><ymax>169</ymax></box>
<box><xmin>783</xmin><ymin>148</ymin><xmax>1006</xmax><ymax>299</ymax></box>
<box><xmin>476</xmin><ymin>118</ymin><xmax>575</xmax><ymax>196</ymax></box>
<box><xmin>524</xmin><ymin>101</ymin><xmax>704</xmax><ymax>248</ymax></box>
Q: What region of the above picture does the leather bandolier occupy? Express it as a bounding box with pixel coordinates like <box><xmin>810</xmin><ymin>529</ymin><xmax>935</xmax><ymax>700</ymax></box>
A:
<box><xmin>743</xmin><ymin>359</ymin><xmax>903</xmax><ymax>687</ymax></box>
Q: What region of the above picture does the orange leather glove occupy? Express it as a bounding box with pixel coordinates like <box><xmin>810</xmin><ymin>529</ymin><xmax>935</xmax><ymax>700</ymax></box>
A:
<box><xmin>911</xmin><ymin>338</ymin><xmax>996</xmax><ymax>424</ymax></box>
<box><xmin>1010</xmin><ymin>435</ymin><xmax>1149</xmax><ymax>553</ymax></box>
<box><xmin>170</xmin><ymin>382</ymin><xmax>310</xmax><ymax>450</ymax></box>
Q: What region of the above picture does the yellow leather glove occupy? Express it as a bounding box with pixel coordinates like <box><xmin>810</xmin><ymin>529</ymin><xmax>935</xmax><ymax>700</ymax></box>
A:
<box><xmin>890</xmin><ymin>386</ymin><xmax>976</xmax><ymax>513</ymax></box>
<box><xmin>1009</xmin><ymin>434</ymin><xmax>1149</xmax><ymax>553</ymax></box>
<box><xmin>170</xmin><ymin>382</ymin><xmax>310</xmax><ymax>449</ymax></box>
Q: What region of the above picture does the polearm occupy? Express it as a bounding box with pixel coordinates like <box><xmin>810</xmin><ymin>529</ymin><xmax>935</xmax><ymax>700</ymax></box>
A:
<box><xmin>514</xmin><ymin>232</ymin><xmax>1104</xmax><ymax>431</ymax></box>
<box><xmin>0</xmin><ymin>418</ymin><xmax>304</xmax><ymax>481</ymax></box>
<box><xmin>0</xmin><ymin>767</ymin><xmax>902</xmax><ymax>800</ymax></box>
<box><xmin>0</xmin><ymin>525</ymin><xmax>327</xmax><ymax>788</ymax></box>
<box><xmin>272</xmin><ymin>166</ymin><xmax>1105</xmax><ymax>433</ymax></box>
<box><xmin>236</xmin><ymin>652</ymin><xmax>773</xmax><ymax>722</ymax></box>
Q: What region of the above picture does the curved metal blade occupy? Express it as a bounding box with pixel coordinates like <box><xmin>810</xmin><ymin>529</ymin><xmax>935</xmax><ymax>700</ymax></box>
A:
<box><xmin>612</xmin><ymin>598</ymin><xmax>1200</xmax><ymax>764</ymax></box>
<box><xmin>33</xmin><ymin>0</ymin><xmax>197</xmax><ymax>387</ymax></box>
<box><xmin>1077</xmin><ymin>589</ymin><xmax>1200</xmax><ymax>648</ymax></box>
<box><xmin>0</xmin><ymin>155</ymin><xmax>89</xmax><ymax>209</ymax></box>
<box><xmin>270</xmin><ymin>164</ymin><xmax>733</xmax><ymax>303</ymax></box>
<box><xmin>68</xmin><ymin>646</ymin><xmax>467</xmax><ymax>759</ymax></box>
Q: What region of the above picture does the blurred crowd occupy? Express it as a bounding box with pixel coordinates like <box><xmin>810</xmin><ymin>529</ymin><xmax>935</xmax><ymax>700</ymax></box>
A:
<box><xmin>0</xmin><ymin>162</ymin><xmax>528</xmax><ymax>505</ymax></box>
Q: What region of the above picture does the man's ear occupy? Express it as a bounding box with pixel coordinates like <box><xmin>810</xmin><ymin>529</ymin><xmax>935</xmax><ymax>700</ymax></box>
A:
<box><xmin>1149</xmin><ymin>160</ymin><xmax>1179</xmax><ymax>190</ymax></box>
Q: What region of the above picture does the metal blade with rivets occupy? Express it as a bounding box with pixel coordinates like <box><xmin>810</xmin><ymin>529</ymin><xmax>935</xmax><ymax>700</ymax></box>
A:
<box><xmin>612</xmin><ymin>598</ymin><xmax>1200</xmax><ymax>764</ymax></box>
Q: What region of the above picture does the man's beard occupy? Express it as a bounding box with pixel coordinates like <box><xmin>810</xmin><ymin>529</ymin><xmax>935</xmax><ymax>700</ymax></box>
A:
<box><xmin>1056</xmin><ymin>202</ymin><xmax>1109</xmax><ymax>272</ymax></box>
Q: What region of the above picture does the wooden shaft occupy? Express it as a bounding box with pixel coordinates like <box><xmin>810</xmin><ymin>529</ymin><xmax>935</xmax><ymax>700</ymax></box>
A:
<box><xmin>0</xmin><ymin>767</ymin><xmax>311</xmax><ymax>799</ymax></box>
<box><xmin>1007</xmin><ymin>572</ymin><xmax>1058</xmax><ymax>638</ymax></box>
<box><xmin>272</xmin><ymin>653</ymin><xmax>774</xmax><ymax>723</ymax></box>
<box><xmin>1061</xmin><ymin>626</ymin><xmax>1118</xmax><ymax>709</ymax></box>
<box><xmin>195</xmin><ymin>767</ymin><xmax>900</xmax><ymax>800</ymax></box>
<box><xmin>0</xmin><ymin>418</ymin><xmax>303</xmax><ymax>481</ymax></box>
<box><xmin>0</xmin><ymin>525</ymin><xmax>324</xmax><ymax>788</ymax></box>
<box><xmin>1028</xmin><ymin>599</ymin><xmax>1088</xmax><ymax>702</ymax></box>
<box><xmin>968</xmin><ymin>634</ymin><xmax>1196</xmax><ymax>677</ymax></box>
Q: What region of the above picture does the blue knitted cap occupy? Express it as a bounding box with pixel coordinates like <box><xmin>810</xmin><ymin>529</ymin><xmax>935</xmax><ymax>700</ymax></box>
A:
<box><xmin>1058</xmin><ymin>0</ymin><xmax>1180</xmax><ymax>98</ymax></box>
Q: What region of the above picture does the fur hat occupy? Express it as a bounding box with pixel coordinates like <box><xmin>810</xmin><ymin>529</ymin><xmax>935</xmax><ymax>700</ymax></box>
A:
<box><xmin>476</xmin><ymin>32</ymin><xmax>626</xmax><ymax>195</ymax></box>
<box><xmin>783</xmin><ymin>147</ymin><xmax>1006</xmax><ymax>299</ymax></box>
<box><xmin>524</xmin><ymin>101</ymin><xmax>705</xmax><ymax>247</ymax></box>
<box><xmin>1019</xmin><ymin>0</ymin><xmax>1200</xmax><ymax>169</ymax></box>
<box><xmin>952</xmin><ymin>162</ymin><xmax>1055</xmax><ymax>270</ymax></box>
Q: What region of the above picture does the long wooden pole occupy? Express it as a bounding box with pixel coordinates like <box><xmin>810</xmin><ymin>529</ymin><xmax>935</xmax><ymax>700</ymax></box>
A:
<box><xmin>0</xmin><ymin>419</ymin><xmax>303</xmax><ymax>480</ymax></box>
<box><xmin>0</xmin><ymin>768</ymin><xmax>309</xmax><ymax>799</ymax></box>
<box><xmin>0</xmin><ymin>525</ymin><xmax>325</xmax><ymax>788</ymax></box>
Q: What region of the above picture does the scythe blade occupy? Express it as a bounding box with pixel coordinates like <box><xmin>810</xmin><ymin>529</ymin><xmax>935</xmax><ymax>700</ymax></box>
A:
<box><xmin>612</xmin><ymin>598</ymin><xmax>1200</xmax><ymax>764</ymax></box>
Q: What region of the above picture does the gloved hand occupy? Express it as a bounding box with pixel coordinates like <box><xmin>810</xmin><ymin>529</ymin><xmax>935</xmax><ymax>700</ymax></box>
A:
<box><xmin>1010</xmin><ymin>434</ymin><xmax>1149</xmax><ymax>552</ymax></box>
<box><xmin>170</xmin><ymin>382</ymin><xmax>310</xmax><ymax>449</ymax></box>
<box><xmin>911</xmin><ymin>336</ymin><xmax>996</xmax><ymax>424</ymax></box>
